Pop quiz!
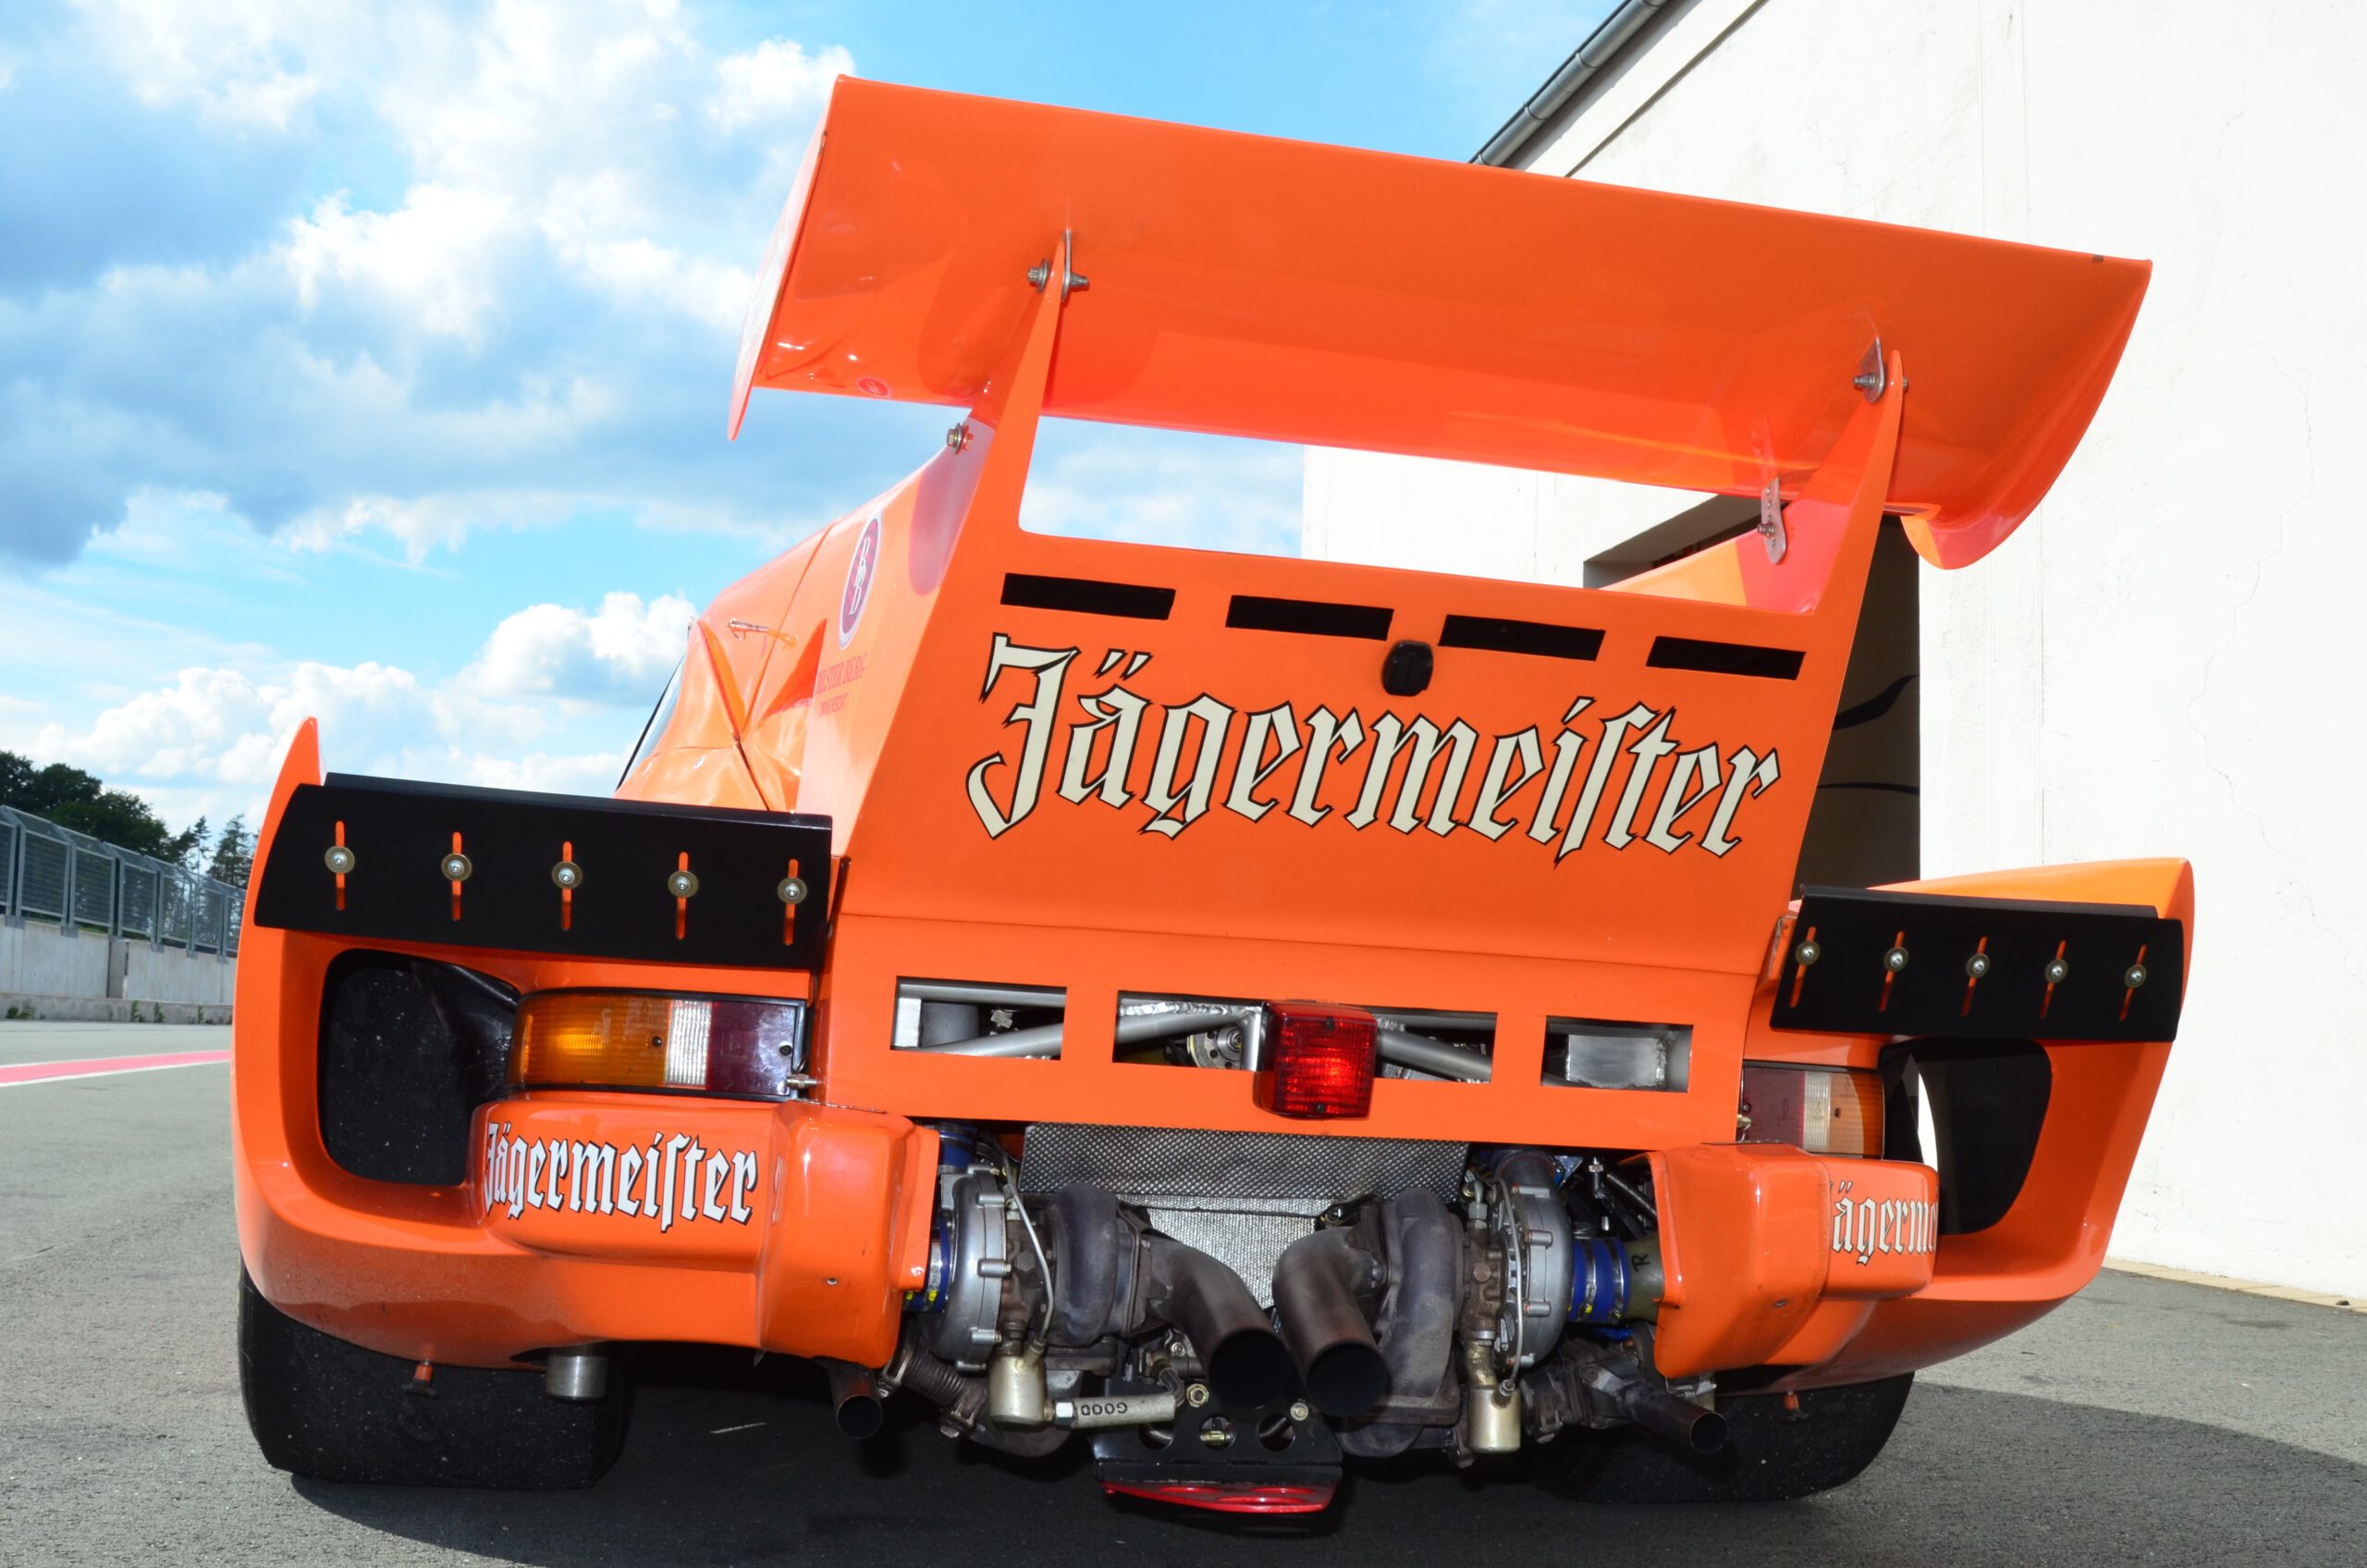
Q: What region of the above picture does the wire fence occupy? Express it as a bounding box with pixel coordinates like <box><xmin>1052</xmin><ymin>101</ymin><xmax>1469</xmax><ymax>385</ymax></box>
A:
<box><xmin>0</xmin><ymin>804</ymin><xmax>241</xmax><ymax>956</ymax></box>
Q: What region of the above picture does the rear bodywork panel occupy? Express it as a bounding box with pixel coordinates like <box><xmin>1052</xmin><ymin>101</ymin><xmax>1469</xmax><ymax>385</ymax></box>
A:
<box><xmin>234</xmin><ymin>79</ymin><xmax>2186</xmax><ymax>1469</ymax></box>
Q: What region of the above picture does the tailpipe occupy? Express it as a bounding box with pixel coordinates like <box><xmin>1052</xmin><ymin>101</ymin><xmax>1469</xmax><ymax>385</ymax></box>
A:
<box><xmin>1587</xmin><ymin>1361</ymin><xmax>1728</xmax><ymax>1454</ymax></box>
<box><xmin>820</xmin><ymin>1358</ymin><xmax>885</xmax><ymax>1439</ymax></box>
<box><xmin>1270</xmin><ymin>1228</ymin><xmax>1390</xmax><ymax>1419</ymax></box>
<box><xmin>1141</xmin><ymin>1232</ymin><xmax>1294</xmax><ymax>1409</ymax></box>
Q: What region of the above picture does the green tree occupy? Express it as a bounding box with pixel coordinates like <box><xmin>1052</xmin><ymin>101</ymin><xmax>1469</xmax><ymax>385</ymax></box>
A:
<box><xmin>167</xmin><ymin>816</ymin><xmax>210</xmax><ymax>872</ymax></box>
<box><xmin>205</xmin><ymin>816</ymin><xmax>255</xmax><ymax>888</ymax></box>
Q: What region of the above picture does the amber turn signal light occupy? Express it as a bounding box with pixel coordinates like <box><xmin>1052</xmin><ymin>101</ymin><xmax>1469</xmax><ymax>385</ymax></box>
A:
<box><xmin>510</xmin><ymin>991</ymin><xmax>807</xmax><ymax>1100</ymax></box>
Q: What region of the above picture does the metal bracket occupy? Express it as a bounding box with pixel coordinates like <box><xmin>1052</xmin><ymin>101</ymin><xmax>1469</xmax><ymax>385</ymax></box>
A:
<box><xmin>1757</xmin><ymin>477</ymin><xmax>1788</xmax><ymax>563</ymax></box>
<box><xmin>1852</xmin><ymin>337</ymin><xmax>1887</xmax><ymax>402</ymax></box>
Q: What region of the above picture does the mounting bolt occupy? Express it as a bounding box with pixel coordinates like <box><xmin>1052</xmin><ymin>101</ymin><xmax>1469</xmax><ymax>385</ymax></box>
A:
<box><xmin>667</xmin><ymin>869</ymin><xmax>700</xmax><ymax>900</ymax></box>
<box><xmin>1852</xmin><ymin>337</ymin><xmax>1888</xmax><ymax>402</ymax></box>
<box><xmin>1884</xmin><ymin>946</ymin><xmax>1910</xmax><ymax>974</ymax></box>
<box><xmin>778</xmin><ymin>876</ymin><xmax>809</xmax><ymax>905</ymax></box>
<box><xmin>1289</xmin><ymin>1401</ymin><xmax>1312</xmax><ymax>1423</ymax></box>
<box><xmin>1026</xmin><ymin>259</ymin><xmax>1051</xmax><ymax>290</ymax></box>
<box><xmin>2124</xmin><ymin>963</ymin><xmax>2148</xmax><ymax>989</ymax></box>
<box><xmin>945</xmin><ymin>423</ymin><xmax>970</xmax><ymax>452</ymax></box>
<box><xmin>441</xmin><ymin>851</ymin><xmax>473</xmax><ymax>883</ymax></box>
<box><xmin>1965</xmin><ymin>951</ymin><xmax>1992</xmax><ymax>979</ymax></box>
<box><xmin>1793</xmin><ymin>939</ymin><xmax>1821</xmax><ymax>968</ymax></box>
<box><xmin>551</xmin><ymin>860</ymin><xmax>583</xmax><ymax>890</ymax></box>
<box><xmin>323</xmin><ymin>845</ymin><xmax>356</xmax><ymax>876</ymax></box>
<box><xmin>2044</xmin><ymin>957</ymin><xmax>2071</xmax><ymax>985</ymax></box>
<box><xmin>1184</xmin><ymin>1382</ymin><xmax>1210</xmax><ymax>1408</ymax></box>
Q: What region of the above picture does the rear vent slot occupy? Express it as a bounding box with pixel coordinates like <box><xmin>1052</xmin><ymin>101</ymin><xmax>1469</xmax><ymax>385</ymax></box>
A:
<box><xmin>1646</xmin><ymin>635</ymin><xmax>1805</xmax><ymax>680</ymax></box>
<box><xmin>1000</xmin><ymin>572</ymin><xmax>1175</xmax><ymax>621</ymax></box>
<box><xmin>1439</xmin><ymin>614</ymin><xmax>1603</xmax><ymax>662</ymax></box>
<box><xmin>1111</xmin><ymin>992</ymin><xmax>1265</xmax><ymax>1070</ymax></box>
<box><xmin>1543</xmin><ymin>1019</ymin><xmax>1691</xmax><ymax>1092</ymax></box>
<box><xmin>1226</xmin><ymin>594</ymin><xmax>1392</xmax><ymax>640</ymax></box>
<box><xmin>1112</xmin><ymin>994</ymin><xmax>1495</xmax><ymax>1084</ymax></box>
<box><xmin>893</xmin><ymin>978</ymin><xmax>1067</xmax><ymax>1060</ymax></box>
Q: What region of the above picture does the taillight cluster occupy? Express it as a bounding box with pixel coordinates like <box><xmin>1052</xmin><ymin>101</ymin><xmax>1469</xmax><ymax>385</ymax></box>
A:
<box><xmin>510</xmin><ymin>991</ymin><xmax>808</xmax><ymax>1100</ymax></box>
<box><xmin>1737</xmin><ymin>1063</ymin><xmax>1883</xmax><ymax>1158</ymax></box>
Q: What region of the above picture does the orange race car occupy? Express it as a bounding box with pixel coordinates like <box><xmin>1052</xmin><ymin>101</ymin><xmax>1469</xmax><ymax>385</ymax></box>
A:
<box><xmin>232</xmin><ymin>80</ymin><xmax>2187</xmax><ymax>1513</ymax></box>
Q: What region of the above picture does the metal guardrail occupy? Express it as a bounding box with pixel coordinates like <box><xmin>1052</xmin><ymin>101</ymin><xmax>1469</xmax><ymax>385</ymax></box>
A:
<box><xmin>0</xmin><ymin>804</ymin><xmax>242</xmax><ymax>956</ymax></box>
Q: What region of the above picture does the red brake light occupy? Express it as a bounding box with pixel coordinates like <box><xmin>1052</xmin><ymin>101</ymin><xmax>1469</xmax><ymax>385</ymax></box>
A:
<box><xmin>1257</xmin><ymin>1002</ymin><xmax>1377</xmax><ymax>1120</ymax></box>
<box><xmin>1101</xmin><ymin>1478</ymin><xmax>1337</xmax><ymax>1513</ymax></box>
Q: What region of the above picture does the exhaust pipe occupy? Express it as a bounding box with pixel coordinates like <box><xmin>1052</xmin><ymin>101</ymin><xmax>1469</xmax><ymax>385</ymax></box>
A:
<box><xmin>1585</xmin><ymin>1361</ymin><xmax>1728</xmax><ymax>1454</ymax></box>
<box><xmin>1332</xmin><ymin>1191</ymin><xmax>1460</xmax><ymax>1459</ymax></box>
<box><xmin>545</xmin><ymin>1346</ymin><xmax>608</xmax><ymax>1402</ymax></box>
<box><xmin>1141</xmin><ymin>1232</ymin><xmax>1294</xmax><ymax>1409</ymax></box>
<box><xmin>1270</xmin><ymin>1229</ymin><xmax>1390</xmax><ymax>1419</ymax></box>
<box><xmin>821</xmin><ymin>1358</ymin><xmax>885</xmax><ymax>1439</ymax></box>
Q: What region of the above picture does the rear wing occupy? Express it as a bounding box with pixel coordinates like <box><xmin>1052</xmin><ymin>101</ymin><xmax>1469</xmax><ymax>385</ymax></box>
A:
<box><xmin>731</xmin><ymin>79</ymin><xmax>2148</xmax><ymax>570</ymax></box>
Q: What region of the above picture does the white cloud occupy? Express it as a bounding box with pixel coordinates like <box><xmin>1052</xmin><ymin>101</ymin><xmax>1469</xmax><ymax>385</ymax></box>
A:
<box><xmin>1021</xmin><ymin>426</ymin><xmax>1305</xmax><ymax>558</ymax></box>
<box><xmin>466</xmin><ymin>590</ymin><xmax>693</xmax><ymax>703</ymax></box>
<box><xmin>24</xmin><ymin>589</ymin><xmax>693</xmax><ymax>822</ymax></box>
<box><xmin>283</xmin><ymin>185</ymin><xmax>520</xmax><ymax>344</ymax></box>
<box><xmin>459</xmin><ymin>749</ymin><xmax>632</xmax><ymax>795</ymax></box>
<box><xmin>70</xmin><ymin>0</ymin><xmax>353</xmax><ymax>129</ymax></box>
<box><xmin>286</xmin><ymin>481</ymin><xmax>610</xmax><ymax>561</ymax></box>
<box><xmin>34</xmin><ymin>660</ymin><xmax>432</xmax><ymax>786</ymax></box>
<box><xmin>710</xmin><ymin>38</ymin><xmax>849</xmax><ymax>130</ymax></box>
<box><xmin>13</xmin><ymin>2</ymin><xmax>878</xmax><ymax>567</ymax></box>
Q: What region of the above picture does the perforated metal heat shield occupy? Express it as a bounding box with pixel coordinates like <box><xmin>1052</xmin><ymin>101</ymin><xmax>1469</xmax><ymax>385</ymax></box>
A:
<box><xmin>1017</xmin><ymin>1126</ymin><xmax>1467</xmax><ymax>1305</ymax></box>
<box><xmin>1017</xmin><ymin>1125</ymin><xmax>1466</xmax><ymax>1206</ymax></box>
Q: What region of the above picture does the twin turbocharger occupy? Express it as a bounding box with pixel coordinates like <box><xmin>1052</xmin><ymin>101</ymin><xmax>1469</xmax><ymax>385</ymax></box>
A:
<box><xmin>888</xmin><ymin>1142</ymin><xmax>1705</xmax><ymax>1461</ymax></box>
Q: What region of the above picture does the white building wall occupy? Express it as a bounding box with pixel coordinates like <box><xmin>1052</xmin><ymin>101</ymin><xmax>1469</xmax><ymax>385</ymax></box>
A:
<box><xmin>1306</xmin><ymin>0</ymin><xmax>2367</xmax><ymax>1294</ymax></box>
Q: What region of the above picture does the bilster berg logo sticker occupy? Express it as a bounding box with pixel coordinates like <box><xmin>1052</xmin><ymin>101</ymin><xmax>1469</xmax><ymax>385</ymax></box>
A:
<box><xmin>839</xmin><ymin>514</ymin><xmax>882</xmax><ymax>648</ymax></box>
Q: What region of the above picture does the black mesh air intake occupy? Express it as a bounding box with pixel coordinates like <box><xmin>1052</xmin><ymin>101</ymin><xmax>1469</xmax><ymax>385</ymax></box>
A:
<box><xmin>318</xmin><ymin>949</ymin><xmax>517</xmax><ymax>1184</ymax></box>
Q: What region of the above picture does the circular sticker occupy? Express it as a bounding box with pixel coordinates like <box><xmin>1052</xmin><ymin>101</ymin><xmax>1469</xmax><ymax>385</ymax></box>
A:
<box><xmin>838</xmin><ymin>513</ymin><xmax>882</xmax><ymax>648</ymax></box>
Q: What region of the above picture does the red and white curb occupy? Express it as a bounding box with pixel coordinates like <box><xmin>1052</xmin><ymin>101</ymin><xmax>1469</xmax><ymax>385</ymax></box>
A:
<box><xmin>0</xmin><ymin>1049</ymin><xmax>231</xmax><ymax>1088</ymax></box>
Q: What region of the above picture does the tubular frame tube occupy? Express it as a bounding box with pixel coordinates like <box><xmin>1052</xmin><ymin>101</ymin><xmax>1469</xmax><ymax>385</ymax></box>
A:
<box><xmin>1377</xmin><ymin>1027</ymin><xmax>1490</xmax><ymax>1082</ymax></box>
<box><xmin>899</xmin><ymin>980</ymin><xmax>1066</xmax><ymax>1008</ymax></box>
<box><xmin>915</xmin><ymin>1006</ymin><xmax>1256</xmax><ymax>1059</ymax></box>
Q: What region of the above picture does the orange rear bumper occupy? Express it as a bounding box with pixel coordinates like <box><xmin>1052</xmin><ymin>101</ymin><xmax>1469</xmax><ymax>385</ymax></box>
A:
<box><xmin>238</xmin><ymin>1082</ymin><xmax>939</xmax><ymax>1368</ymax></box>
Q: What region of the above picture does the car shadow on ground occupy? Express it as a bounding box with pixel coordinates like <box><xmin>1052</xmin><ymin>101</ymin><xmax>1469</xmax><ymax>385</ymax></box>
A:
<box><xmin>295</xmin><ymin>1349</ymin><xmax>2367</xmax><ymax>1567</ymax></box>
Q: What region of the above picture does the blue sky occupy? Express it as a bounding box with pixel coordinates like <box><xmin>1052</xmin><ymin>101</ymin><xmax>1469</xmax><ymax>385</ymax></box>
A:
<box><xmin>0</xmin><ymin>0</ymin><xmax>1610</xmax><ymax>833</ymax></box>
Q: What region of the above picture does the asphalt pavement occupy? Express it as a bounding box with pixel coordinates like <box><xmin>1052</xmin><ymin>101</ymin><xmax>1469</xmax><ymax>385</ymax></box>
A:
<box><xmin>3</xmin><ymin>1021</ymin><xmax>2361</xmax><ymax>1566</ymax></box>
